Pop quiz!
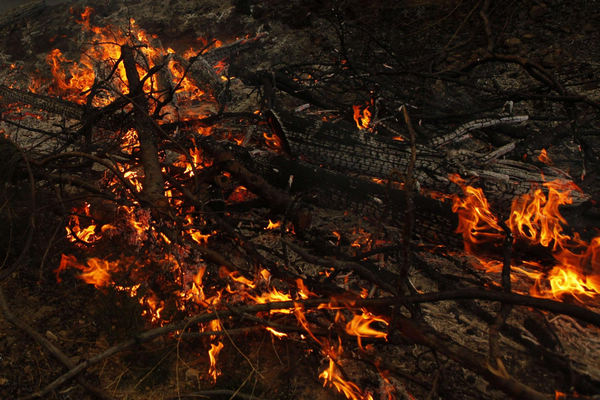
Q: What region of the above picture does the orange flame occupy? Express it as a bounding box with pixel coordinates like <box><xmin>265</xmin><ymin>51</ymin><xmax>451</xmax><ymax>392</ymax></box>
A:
<box><xmin>353</xmin><ymin>105</ymin><xmax>372</xmax><ymax>130</ymax></box>
<box><xmin>345</xmin><ymin>310</ymin><xmax>388</xmax><ymax>350</ymax></box>
<box><xmin>208</xmin><ymin>341</ymin><xmax>224</xmax><ymax>382</ymax></box>
<box><xmin>265</xmin><ymin>327</ymin><xmax>288</xmax><ymax>338</ymax></box>
<box><xmin>538</xmin><ymin>148</ymin><xmax>552</xmax><ymax>165</ymax></box>
<box><xmin>56</xmin><ymin>254</ymin><xmax>120</xmax><ymax>288</ymax></box>
<box><xmin>451</xmin><ymin>175</ymin><xmax>600</xmax><ymax>298</ymax></box>
<box><xmin>319</xmin><ymin>342</ymin><xmax>374</xmax><ymax>400</ymax></box>
<box><xmin>252</xmin><ymin>288</ymin><xmax>293</xmax><ymax>313</ymax></box>
<box><xmin>266</xmin><ymin>219</ymin><xmax>281</xmax><ymax>230</ymax></box>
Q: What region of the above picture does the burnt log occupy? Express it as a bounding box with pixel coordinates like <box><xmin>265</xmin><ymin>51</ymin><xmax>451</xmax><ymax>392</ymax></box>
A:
<box><xmin>0</xmin><ymin>84</ymin><xmax>84</xmax><ymax>120</ymax></box>
<box><xmin>267</xmin><ymin>108</ymin><xmax>588</xmax><ymax>211</ymax></box>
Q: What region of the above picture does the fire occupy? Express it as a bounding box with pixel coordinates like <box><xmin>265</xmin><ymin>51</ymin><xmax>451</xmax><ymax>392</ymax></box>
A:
<box><xmin>41</xmin><ymin>9</ymin><xmax>390</xmax><ymax>398</ymax></box>
<box><xmin>55</xmin><ymin>254</ymin><xmax>121</xmax><ymax>288</ymax></box>
<box><xmin>345</xmin><ymin>310</ymin><xmax>388</xmax><ymax>350</ymax></box>
<box><xmin>319</xmin><ymin>343</ymin><xmax>374</xmax><ymax>400</ymax></box>
<box><xmin>65</xmin><ymin>202</ymin><xmax>102</xmax><ymax>244</ymax></box>
<box><xmin>450</xmin><ymin>174</ymin><xmax>503</xmax><ymax>252</ymax></box>
<box><xmin>451</xmin><ymin>174</ymin><xmax>600</xmax><ymax>299</ymax></box>
<box><xmin>508</xmin><ymin>180</ymin><xmax>577</xmax><ymax>249</ymax></box>
<box><xmin>296</xmin><ymin>278</ymin><xmax>316</xmax><ymax>299</ymax></box>
<box><xmin>265</xmin><ymin>327</ymin><xmax>288</xmax><ymax>338</ymax></box>
<box><xmin>265</xmin><ymin>219</ymin><xmax>281</xmax><ymax>230</ymax></box>
<box><xmin>263</xmin><ymin>131</ymin><xmax>283</xmax><ymax>151</ymax></box>
<box><xmin>353</xmin><ymin>104</ymin><xmax>372</xmax><ymax>130</ymax></box>
<box><xmin>221</xmin><ymin>267</ymin><xmax>256</xmax><ymax>289</ymax></box>
<box><xmin>208</xmin><ymin>341</ymin><xmax>224</xmax><ymax>382</ymax></box>
<box><xmin>251</xmin><ymin>288</ymin><xmax>293</xmax><ymax>313</ymax></box>
<box><xmin>538</xmin><ymin>148</ymin><xmax>552</xmax><ymax>164</ymax></box>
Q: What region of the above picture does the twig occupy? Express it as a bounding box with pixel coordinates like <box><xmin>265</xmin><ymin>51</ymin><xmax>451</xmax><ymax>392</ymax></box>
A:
<box><xmin>26</xmin><ymin>299</ymin><xmax>330</xmax><ymax>398</ymax></box>
<box><xmin>282</xmin><ymin>239</ymin><xmax>399</xmax><ymax>295</ymax></box>
<box><xmin>27</xmin><ymin>286</ymin><xmax>600</xmax><ymax>397</ymax></box>
<box><xmin>165</xmin><ymin>390</ymin><xmax>266</xmax><ymax>400</ymax></box>
<box><xmin>488</xmin><ymin>220</ymin><xmax>514</xmax><ymax>365</ymax></box>
<box><xmin>398</xmin><ymin>105</ymin><xmax>417</xmax><ymax>285</ymax></box>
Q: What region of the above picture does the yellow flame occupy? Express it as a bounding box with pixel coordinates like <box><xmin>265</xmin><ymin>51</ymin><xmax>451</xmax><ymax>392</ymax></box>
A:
<box><xmin>451</xmin><ymin>175</ymin><xmax>600</xmax><ymax>299</ymax></box>
<box><xmin>208</xmin><ymin>342</ymin><xmax>224</xmax><ymax>382</ymax></box>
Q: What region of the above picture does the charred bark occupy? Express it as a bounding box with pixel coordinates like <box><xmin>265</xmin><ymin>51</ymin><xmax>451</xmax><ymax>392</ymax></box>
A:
<box><xmin>267</xmin><ymin>108</ymin><xmax>588</xmax><ymax>211</ymax></box>
<box><xmin>121</xmin><ymin>45</ymin><xmax>167</xmax><ymax>209</ymax></box>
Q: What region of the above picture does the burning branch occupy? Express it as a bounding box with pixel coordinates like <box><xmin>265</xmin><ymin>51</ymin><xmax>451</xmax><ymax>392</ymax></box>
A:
<box><xmin>120</xmin><ymin>44</ymin><xmax>167</xmax><ymax>210</ymax></box>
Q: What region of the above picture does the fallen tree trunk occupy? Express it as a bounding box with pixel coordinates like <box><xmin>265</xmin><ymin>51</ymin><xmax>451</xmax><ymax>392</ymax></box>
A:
<box><xmin>267</xmin><ymin>108</ymin><xmax>588</xmax><ymax>210</ymax></box>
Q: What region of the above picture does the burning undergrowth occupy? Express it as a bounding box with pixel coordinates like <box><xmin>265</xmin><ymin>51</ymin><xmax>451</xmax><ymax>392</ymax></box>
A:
<box><xmin>1</xmin><ymin>1</ymin><xmax>600</xmax><ymax>399</ymax></box>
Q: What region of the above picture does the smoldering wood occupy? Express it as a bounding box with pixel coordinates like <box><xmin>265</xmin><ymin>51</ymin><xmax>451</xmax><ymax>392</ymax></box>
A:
<box><xmin>201</xmin><ymin>33</ymin><xmax>269</xmax><ymax>65</ymax></box>
<box><xmin>0</xmin><ymin>77</ymin><xmax>587</xmax><ymax>217</ymax></box>
<box><xmin>121</xmin><ymin>45</ymin><xmax>167</xmax><ymax>208</ymax></box>
<box><xmin>0</xmin><ymin>84</ymin><xmax>84</xmax><ymax>120</ymax></box>
<box><xmin>1</xmin><ymin>80</ymin><xmax>593</xmax><ymax>262</ymax></box>
<box><xmin>268</xmin><ymin>107</ymin><xmax>588</xmax><ymax>211</ymax></box>
<box><xmin>2</xmin><ymin>2</ymin><xmax>599</xmax><ymax>400</ymax></box>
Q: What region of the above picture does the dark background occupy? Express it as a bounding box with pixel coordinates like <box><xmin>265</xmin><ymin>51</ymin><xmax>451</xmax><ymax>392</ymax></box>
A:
<box><xmin>0</xmin><ymin>0</ymin><xmax>69</xmax><ymax>14</ymax></box>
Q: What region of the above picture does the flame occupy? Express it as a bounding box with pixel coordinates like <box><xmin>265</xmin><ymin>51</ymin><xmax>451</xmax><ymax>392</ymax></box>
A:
<box><xmin>188</xmin><ymin>229</ymin><xmax>211</xmax><ymax>245</ymax></box>
<box><xmin>345</xmin><ymin>310</ymin><xmax>388</xmax><ymax>350</ymax></box>
<box><xmin>174</xmin><ymin>142</ymin><xmax>208</xmax><ymax>176</ymax></box>
<box><xmin>319</xmin><ymin>342</ymin><xmax>374</xmax><ymax>400</ymax></box>
<box><xmin>252</xmin><ymin>288</ymin><xmax>293</xmax><ymax>313</ymax></box>
<box><xmin>41</xmin><ymin>11</ymin><xmax>403</xmax><ymax>397</ymax></box>
<box><xmin>66</xmin><ymin>220</ymin><xmax>98</xmax><ymax>243</ymax></box>
<box><xmin>452</xmin><ymin>175</ymin><xmax>600</xmax><ymax>298</ymax></box>
<box><xmin>296</xmin><ymin>278</ymin><xmax>316</xmax><ymax>299</ymax></box>
<box><xmin>208</xmin><ymin>341</ymin><xmax>224</xmax><ymax>382</ymax></box>
<box><xmin>56</xmin><ymin>254</ymin><xmax>120</xmax><ymax>288</ymax></box>
<box><xmin>141</xmin><ymin>293</ymin><xmax>165</xmax><ymax>324</ymax></box>
<box><xmin>265</xmin><ymin>327</ymin><xmax>288</xmax><ymax>338</ymax></box>
<box><xmin>353</xmin><ymin>104</ymin><xmax>372</xmax><ymax>130</ymax></box>
<box><xmin>450</xmin><ymin>174</ymin><xmax>503</xmax><ymax>253</ymax></box>
<box><xmin>221</xmin><ymin>267</ymin><xmax>256</xmax><ymax>289</ymax></box>
<box><xmin>538</xmin><ymin>148</ymin><xmax>552</xmax><ymax>165</ymax></box>
<box><xmin>265</xmin><ymin>219</ymin><xmax>281</xmax><ymax>230</ymax></box>
<box><xmin>65</xmin><ymin>203</ymin><xmax>104</xmax><ymax>244</ymax></box>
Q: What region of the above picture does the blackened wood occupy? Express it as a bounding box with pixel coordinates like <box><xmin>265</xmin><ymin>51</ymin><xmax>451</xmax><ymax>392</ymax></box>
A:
<box><xmin>121</xmin><ymin>45</ymin><xmax>166</xmax><ymax>208</ymax></box>
<box><xmin>0</xmin><ymin>84</ymin><xmax>84</xmax><ymax>120</ymax></box>
<box><xmin>270</xmin><ymin>108</ymin><xmax>587</xmax><ymax>210</ymax></box>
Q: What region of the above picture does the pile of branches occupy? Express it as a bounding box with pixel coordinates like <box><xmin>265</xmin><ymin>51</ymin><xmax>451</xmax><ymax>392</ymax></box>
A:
<box><xmin>1</xmin><ymin>1</ymin><xmax>600</xmax><ymax>399</ymax></box>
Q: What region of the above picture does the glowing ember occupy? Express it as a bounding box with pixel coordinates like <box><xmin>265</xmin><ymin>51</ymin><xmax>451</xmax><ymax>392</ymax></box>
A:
<box><xmin>263</xmin><ymin>131</ymin><xmax>283</xmax><ymax>151</ymax></box>
<box><xmin>265</xmin><ymin>326</ymin><xmax>288</xmax><ymax>338</ymax></box>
